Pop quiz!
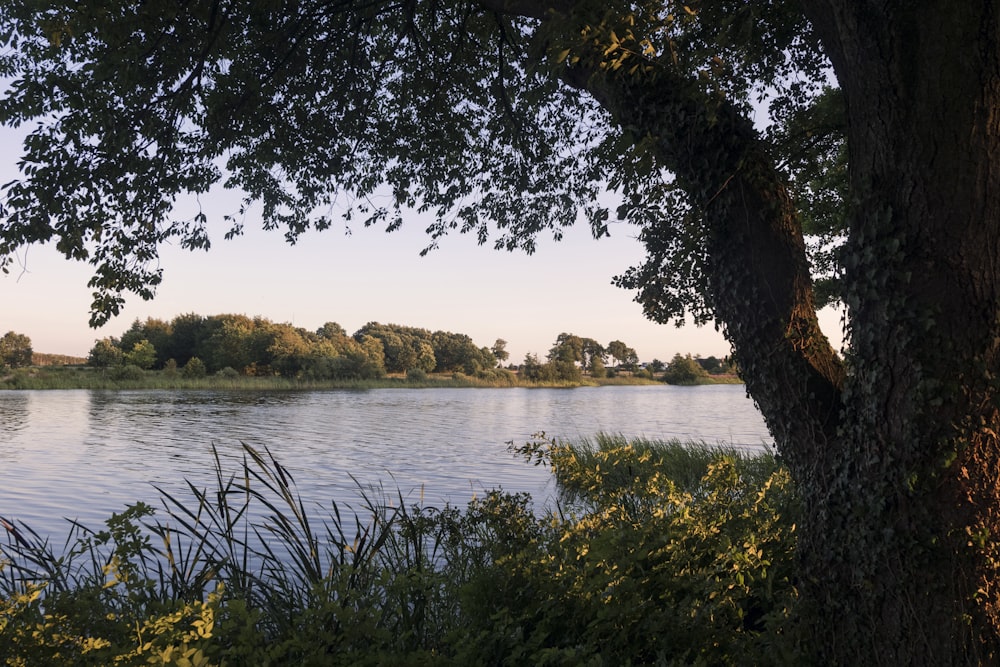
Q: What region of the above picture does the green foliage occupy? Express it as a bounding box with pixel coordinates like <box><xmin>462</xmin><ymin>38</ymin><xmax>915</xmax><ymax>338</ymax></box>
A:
<box><xmin>0</xmin><ymin>331</ymin><xmax>32</xmax><ymax>369</ymax></box>
<box><xmin>504</xmin><ymin>433</ymin><xmax>800</xmax><ymax>664</ymax></box>
<box><xmin>607</xmin><ymin>339</ymin><xmax>639</xmax><ymax>371</ymax></box>
<box><xmin>86</xmin><ymin>337</ymin><xmax>123</xmax><ymax>369</ymax></box>
<box><xmin>589</xmin><ymin>355</ymin><xmax>607</xmax><ymax>378</ymax></box>
<box><xmin>0</xmin><ymin>0</ymin><xmax>835</xmax><ymax>329</ymax></box>
<box><xmin>355</xmin><ymin>322</ymin><xmax>437</xmax><ymax>374</ymax></box>
<box><xmin>0</xmin><ymin>503</ymin><xmax>221</xmax><ymax>666</ymax></box>
<box><xmin>1</xmin><ymin>436</ymin><xmax>798</xmax><ymax>665</ymax></box>
<box><xmin>663</xmin><ymin>352</ymin><xmax>712</xmax><ymax>385</ymax></box>
<box><xmin>180</xmin><ymin>357</ymin><xmax>206</xmax><ymax>379</ymax></box>
<box><xmin>491</xmin><ymin>339</ymin><xmax>510</xmax><ymax>366</ymax></box>
<box><xmin>406</xmin><ymin>367</ymin><xmax>428</xmax><ymax>383</ymax></box>
<box><xmin>109</xmin><ymin>363</ymin><xmax>145</xmax><ymax>381</ymax></box>
<box><xmin>123</xmin><ymin>339</ymin><xmax>157</xmax><ymax>370</ymax></box>
<box><xmin>548</xmin><ymin>332</ymin><xmax>585</xmax><ymax>364</ymax></box>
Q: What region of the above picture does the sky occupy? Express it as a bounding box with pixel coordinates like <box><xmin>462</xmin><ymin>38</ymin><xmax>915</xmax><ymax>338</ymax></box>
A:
<box><xmin>1</xmin><ymin>129</ymin><xmax>845</xmax><ymax>364</ymax></box>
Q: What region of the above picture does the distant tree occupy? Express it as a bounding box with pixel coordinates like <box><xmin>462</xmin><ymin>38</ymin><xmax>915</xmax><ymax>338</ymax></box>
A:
<box><xmin>316</xmin><ymin>321</ymin><xmax>347</xmax><ymax>339</ymax></box>
<box><xmin>87</xmin><ymin>338</ymin><xmax>123</xmax><ymax>369</ymax></box>
<box><xmin>491</xmin><ymin>339</ymin><xmax>509</xmax><ymax>367</ymax></box>
<box><xmin>141</xmin><ymin>318</ymin><xmax>173</xmax><ymax>368</ymax></box>
<box><xmin>520</xmin><ymin>353</ymin><xmax>544</xmax><ymax>382</ymax></box>
<box><xmin>476</xmin><ymin>346</ymin><xmax>498</xmax><ymax>374</ymax></box>
<box><xmin>354</xmin><ymin>322</ymin><xmax>436</xmax><ymax>373</ymax></box>
<box><xmin>117</xmin><ymin>318</ymin><xmax>146</xmax><ymax>354</ymax></box>
<box><xmin>581</xmin><ymin>338</ymin><xmax>606</xmax><ymax>370</ymax></box>
<box><xmin>622</xmin><ymin>347</ymin><xmax>640</xmax><ymax>373</ymax></box>
<box><xmin>696</xmin><ymin>356</ymin><xmax>724</xmax><ymax>374</ymax></box>
<box><xmin>648</xmin><ymin>358</ymin><xmax>666</xmax><ymax>374</ymax></box>
<box><xmin>266</xmin><ymin>325</ymin><xmax>312</xmax><ymax>377</ymax></box>
<box><xmin>118</xmin><ymin>317</ymin><xmax>172</xmax><ymax>368</ymax></box>
<box><xmin>663</xmin><ymin>354</ymin><xmax>711</xmax><ymax>386</ymax></box>
<box><xmin>431</xmin><ymin>330</ymin><xmax>482</xmax><ymax>373</ymax></box>
<box><xmin>181</xmin><ymin>356</ymin><xmax>207</xmax><ymax>379</ymax></box>
<box><xmin>414</xmin><ymin>340</ymin><xmax>437</xmax><ymax>373</ymax></box>
<box><xmin>589</xmin><ymin>355</ymin><xmax>607</xmax><ymax>379</ymax></box>
<box><xmin>201</xmin><ymin>314</ymin><xmax>255</xmax><ymax>373</ymax></box>
<box><xmin>358</xmin><ymin>335</ymin><xmax>386</xmax><ymax>375</ymax></box>
<box><xmin>124</xmin><ymin>339</ymin><xmax>156</xmax><ymax>370</ymax></box>
<box><xmin>548</xmin><ymin>333</ymin><xmax>584</xmax><ymax>364</ymax></box>
<box><xmin>607</xmin><ymin>340</ymin><xmax>629</xmax><ymax>368</ymax></box>
<box><xmin>0</xmin><ymin>331</ymin><xmax>32</xmax><ymax>368</ymax></box>
<box><xmin>166</xmin><ymin>313</ymin><xmax>208</xmax><ymax>366</ymax></box>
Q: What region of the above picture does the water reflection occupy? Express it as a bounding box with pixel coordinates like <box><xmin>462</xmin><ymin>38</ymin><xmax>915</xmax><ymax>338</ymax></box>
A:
<box><xmin>0</xmin><ymin>391</ymin><xmax>30</xmax><ymax>434</ymax></box>
<box><xmin>2</xmin><ymin>385</ymin><xmax>770</xmax><ymax>539</ymax></box>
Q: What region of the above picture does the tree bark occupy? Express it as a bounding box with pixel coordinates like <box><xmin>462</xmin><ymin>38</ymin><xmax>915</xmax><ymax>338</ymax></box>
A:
<box><xmin>559</xmin><ymin>51</ymin><xmax>846</xmax><ymax>473</ymax></box>
<box><xmin>795</xmin><ymin>2</ymin><xmax>1000</xmax><ymax>662</ymax></box>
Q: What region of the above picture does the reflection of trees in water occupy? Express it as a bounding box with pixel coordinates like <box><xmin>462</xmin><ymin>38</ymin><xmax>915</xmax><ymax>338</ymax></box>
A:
<box><xmin>0</xmin><ymin>394</ymin><xmax>30</xmax><ymax>435</ymax></box>
<box><xmin>86</xmin><ymin>389</ymin><xmax>309</xmax><ymax>425</ymax></box>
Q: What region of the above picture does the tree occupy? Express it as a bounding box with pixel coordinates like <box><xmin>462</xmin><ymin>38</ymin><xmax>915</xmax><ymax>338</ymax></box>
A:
<box><xmin>662</xmin><ymin>353</ymin><xmax>710</xmax><ymax>385</ymax></box>
<box><xmin>581</xmin><ymin>338</ymin><xmax>606</xmax><ymax>370</ymax></box>
<box><xmin>0</xmin><ymin>331</ymin><xmax>32</xmax><ymax>368</ymax></box>
<box><xmin>606</xmin><ymin>340</ymin><xmax>630</xmax><ymax>369</ymax></box>
<box><xmin>165</xmin><ymin>313</ymin><xmax>208</xmax><ymax>367</ymax></box>
<box><xmin>491</xmin><ymin>339</ymin><xmax>510</xmax><ymax>367</ymax></box>
<box><xmin>123</xmin><ymin>339</ymin><xmax>157</xmax><ymax>370</ymax></box>
<box><xmin>87</xmin><ymin>338</ymin><xmax>123</xmax><ymax>369</ymax></box>
<box><xmin>2</xmin><ymin>1</ymin><xmax>999</xmax><ymax>660</ymax></box>
<box><xmin>431</xmin><ymin>330</ymin><xmax>483</xmax><ymax>373</ymax></box>
<box><xmin>588</xmin><ymin>355</ymin><xmax>606</xmax><ymax>379</ymax></box>
<box><xmin>181</xmin><ymin>356</ymin><xmax>206</xmax><ymax>379</ymax></box>
<box><xmin>118</xmin><ymin>317</ymin><xmax>172</xmax><ymax>368</ymax></box>
<box><xmin>548</xmin><ymin>333</ymin><xmax>584</xmax><ymax>364</ymax></box>
<box><xmin>316</xmin><ymin>322</ymin><xmax>347</xmax><ymax>340</ymax></box>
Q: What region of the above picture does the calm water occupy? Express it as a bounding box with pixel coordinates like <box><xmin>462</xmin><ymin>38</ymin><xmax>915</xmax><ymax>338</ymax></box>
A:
<box><xmin>0</xmin><ymin>385</ymin><xmax>770</xmax><ymax>538</ymax></box>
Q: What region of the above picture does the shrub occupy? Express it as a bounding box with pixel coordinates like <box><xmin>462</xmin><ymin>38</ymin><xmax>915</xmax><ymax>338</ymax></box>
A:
<box><xmin>124</xmin><ymin>339</ymin><xmax>157</xmax><ymax>370</ymax></box>
<box><xmin>663</xmin><ymin>353</ymin><xmax>712</xmax><ymax>385</ymax></box>
<box><xmin>216</xmin><ymin>366</ymin><xmax>240</xmax><ymax>379</ymax></box>
<box><xmin>87</xmin><ymin>338</ymin><xmax>123</xmax><ymax>369</ymax></box>
<box><xmin>406</xmin><ymin>367</ymin><xmax>428</xmax><ymax>382</ymax></box>
<box><xmin>181</xmin><ymin>357</ymin><xmax>207</xmax><ymax>378</ymax></box>
<box><xmin>110</xmin><ymin>364</ymin><xmax>144</xmax><ymax>381</ymax></box>
<box><xmin>0</xmin><ymin>437</ymin><xmax>799</xmax><ymax>665</ymax></box>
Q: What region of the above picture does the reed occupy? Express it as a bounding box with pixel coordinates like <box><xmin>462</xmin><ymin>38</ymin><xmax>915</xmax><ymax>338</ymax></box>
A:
<box><xmin>0</xmin><ymin>364</ymin><xmax>686</xmax><ymax>390</ymax></box>
<box><xmin>1</xmin><ymin>436</ymin><xmax>797</xmax><ymax>665</ymax></box>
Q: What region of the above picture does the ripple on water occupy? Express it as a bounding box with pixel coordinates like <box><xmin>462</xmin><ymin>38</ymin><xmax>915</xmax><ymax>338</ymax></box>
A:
<box><xmin>1</xmin><ymin>386</ymin><xmax>769</xmax><ymax>540</ymax></box>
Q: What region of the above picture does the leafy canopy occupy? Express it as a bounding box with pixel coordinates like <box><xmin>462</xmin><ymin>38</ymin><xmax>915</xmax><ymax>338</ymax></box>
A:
<box><xmin>0</xmin><ymin>0</ymin><xmax>839</xmax><ymax>326</ymax></box>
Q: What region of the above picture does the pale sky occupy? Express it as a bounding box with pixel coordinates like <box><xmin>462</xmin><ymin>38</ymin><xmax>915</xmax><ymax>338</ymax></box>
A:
<box><xmin>1</xmin><ymin>125</ymin><xmax>845</xmax><ymax>364</ymax></box>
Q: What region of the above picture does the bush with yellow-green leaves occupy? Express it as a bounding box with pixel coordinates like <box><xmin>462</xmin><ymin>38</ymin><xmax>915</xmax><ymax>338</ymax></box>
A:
<box><xmin>2</xmin><ymin>436</ymin><xmax>799</xmax><ymax>665</ymax></box>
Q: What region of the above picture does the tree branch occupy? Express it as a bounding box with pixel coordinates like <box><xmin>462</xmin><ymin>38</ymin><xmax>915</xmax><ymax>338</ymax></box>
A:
<box><xmin>559</xmin><ymin>41</ymin><xmax>845</xmax><ymax>475</ymax></box>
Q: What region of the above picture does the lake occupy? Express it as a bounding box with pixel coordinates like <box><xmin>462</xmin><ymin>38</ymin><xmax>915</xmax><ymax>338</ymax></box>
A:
<box><xmin>0</xmin><ymin>385</ymin><xmax>770</xmax><ymax>539</ymax></box>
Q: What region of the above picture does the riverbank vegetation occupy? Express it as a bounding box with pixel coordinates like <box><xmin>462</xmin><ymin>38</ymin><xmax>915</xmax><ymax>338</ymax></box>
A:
<box><xmin>0</xmin><ymin>435</ymin><xmax>796</xmax><ymax>665</ymax></box>
<box><xmin>1</xmin><ymin>321</ymin><xmax>739</xmax><ymax>390</ymax></box>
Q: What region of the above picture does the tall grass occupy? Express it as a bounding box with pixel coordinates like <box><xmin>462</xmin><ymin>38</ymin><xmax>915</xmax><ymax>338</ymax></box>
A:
<box><xmin>1</xmin><ymin>365</ymin><xmax>713</xmax><ymax>390</ymax></box>
<box><xmin>1</xmin><ymin>436</ymin><xmax>798</xmax><ymax>665</ymax></box>
<box><xmin>520</xmin><ymin>432</ymin><xmax>778</xmax><ymax>509</ymax></box>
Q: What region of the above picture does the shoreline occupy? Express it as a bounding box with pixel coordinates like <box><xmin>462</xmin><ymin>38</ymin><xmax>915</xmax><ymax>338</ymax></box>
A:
<box><xmin>0</xmin><ymin>366</ymin><xmax>742</xmax><ymax>391</ymax></box>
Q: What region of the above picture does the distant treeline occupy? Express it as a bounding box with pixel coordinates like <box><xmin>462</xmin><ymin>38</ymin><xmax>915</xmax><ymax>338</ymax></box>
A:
<box><xmin>86</xmin><ymin>315</ymin><xmax>508</xmax><ymax>381</ymax></box>
<box><xmin>5</xmin><ymin>318</ymin><xmax>735</xmax><ymax>386</ymax></box>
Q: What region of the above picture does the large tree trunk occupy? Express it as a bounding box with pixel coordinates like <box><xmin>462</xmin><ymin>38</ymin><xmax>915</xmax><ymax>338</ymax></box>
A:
<box><xmin>796</xmin><ymin>2</ymin><xmax>1000</xmax><ymax>663</ymax></box>
<box><xmin>547</xmin><ymin>2</ymin><xmax>1000</xmax><ymax>663</ymax></box>
<box><xmin>492</xmin><ymin>0</ymin><xmax>1000</xmax><ymax>661</ymax></box>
